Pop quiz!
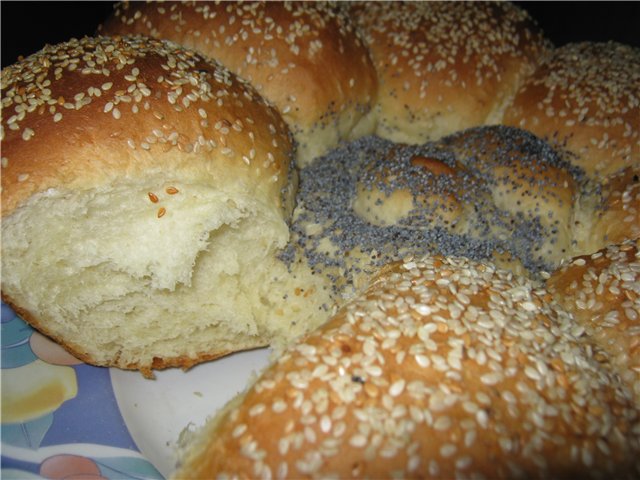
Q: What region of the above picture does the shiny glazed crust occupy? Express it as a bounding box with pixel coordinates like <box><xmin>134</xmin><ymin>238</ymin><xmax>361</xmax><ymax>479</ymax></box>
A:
<box><xmin>100</xmin><ymin>1</ymin><xmax>378</xmax><ymax>166</ymax></box>
<box><xmin>174</xmin><ymin>254</ymin><xmax>640</xmax><ymax>478</ymax></box>
<box><xmin>547</xmin><ymin>239</ymin><xmax>640</xmax><ymax>407</ymax></box>
<box><xmin>503</xmin><ymin>42</ymin><xmax>640</xmax><ymax>177</ymax></box>
<box><xmin>351</xmin><ymin>1</ymin><xmax>551</xmax><ymax>143</ymax></box>
<box><xmin>0</xmin><ymin>35</ymin><xmax>294</xmax><ymax>217</ymax></box>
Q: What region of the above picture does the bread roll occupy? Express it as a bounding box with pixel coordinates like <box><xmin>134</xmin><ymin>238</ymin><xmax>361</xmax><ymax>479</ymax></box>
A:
<box><xmin>287</xmin><ymin>126</ymin><xmax>581</xmax><ymax>302</ymax></box>
<box><xmin>99</xmin><ymin>1</ymin><xmax>378</xmax><ymax>167</ymax></box>
<box><xmin>352</xmin><ymin>148</ymin><xmax>469</xmax><ymax>231</ymax></box>
<box><xmin>441</xmin><ymin>126</ymin><xmax>583</xmax><ymax>265</ymax></box>
<box><xmin>174</xmin><ymin>254</ymin><xmax>640</xmax><ymax>479</ymax></box>
<box><xmin>503</xmin><ymin>42</ymin><xmax>640</xmax><ymax>177</ymax></box>
<box><xmin>584</xmin><ymin>167</ymin><xmax>640</xmax><ymax>253</ymax></box>
<box><xmin>351</xmin><ymin>1</ymin><xmax>550</xmax><ymax>144</ymax></box>
<box><xmin>0</xmin><ymin>36</ymin><xmax>333</xmax><ymax>376</ymax></box>
<box><xmin>547</xmin><ymin>239</ymin><xmax>640</xmax><ymax>407</ymax></box>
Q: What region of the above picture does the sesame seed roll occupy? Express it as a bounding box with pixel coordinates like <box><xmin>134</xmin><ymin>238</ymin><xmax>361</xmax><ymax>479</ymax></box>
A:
<box><xmin>100</xmin><ymin>1</ymin><xmax>379</xmax><ymax>167</ymax></box>
<box><xmin>547</xmin><ymin>239</ymin><xmax>640</xmax><ymax>407</ymax></box>
<box><xmin>1</xmin><ymin>36</ymin><xmax>334</xmax><ymax>375</ymax></box>
<box><xmin>577</xmin><ymin>166</ymin><xmax>640</xmax><ymax>254</ymax></box>
<box><xmin>350</xmin><ymin>1</ymin><xmax>550</xmax><ymax>144</ymax></box>
<box><xmin>174</xmin><ymin>254</ymin><xmax>640</xmax><ymax>479</ymax></box>
<box><xmin>503</xmin><ymin>42</ymin><xmax>640</xmax><ymax>177</ymax></box>
<box><xmin>0</xmin><ymin>35</ymin><xmax>294</xmax><ymax>217</ymax></box>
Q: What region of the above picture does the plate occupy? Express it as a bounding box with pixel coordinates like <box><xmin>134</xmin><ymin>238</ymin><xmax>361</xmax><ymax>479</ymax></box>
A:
<box><xmin>1</xmin><ymin>302</ymin><xmax>272</xmax><ymax>479</ymax></box>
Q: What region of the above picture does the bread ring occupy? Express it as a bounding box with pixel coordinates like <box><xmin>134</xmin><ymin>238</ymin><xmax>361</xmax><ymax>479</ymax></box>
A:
<box><xmin>2</xmin><ymin>2</ymin><xmax>639</xmax><ymax>476</ymax></box>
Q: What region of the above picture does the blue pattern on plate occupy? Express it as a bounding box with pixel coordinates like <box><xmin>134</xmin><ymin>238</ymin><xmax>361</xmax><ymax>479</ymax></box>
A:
<box><xmin>44</xmin><ymin>364</ymin><xmax>139</xmax><ymax>450</ymax></box>
<box><xmin>1</xmin><ymin>303</ymin><xmax>37</xmax><ymax>367</ymax></box>
<box><xmin>1</xmin><ymin>302</ymin><xmax>164</xmax><ymax>479</ymax></box>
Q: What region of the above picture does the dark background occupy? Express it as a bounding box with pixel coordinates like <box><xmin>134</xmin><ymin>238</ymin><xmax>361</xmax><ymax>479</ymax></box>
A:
<box><xmin>1</xmin><ymin>1</ymin><xmax>639</xmax><ymax>68</ymax></box>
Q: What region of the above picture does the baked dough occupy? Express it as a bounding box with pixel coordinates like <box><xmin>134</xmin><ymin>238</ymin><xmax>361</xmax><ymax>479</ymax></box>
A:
<box><xmin>0</xmin><ymin>35</ymin><xmax>332</xmax><ymax>375</ymax></box>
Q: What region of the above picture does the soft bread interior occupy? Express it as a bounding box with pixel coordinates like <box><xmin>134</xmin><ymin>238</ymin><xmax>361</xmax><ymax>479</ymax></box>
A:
<box><xmin>1</xmin><ymin>176</ymin><xmax>332</xmax><ymax>369</ymax></box>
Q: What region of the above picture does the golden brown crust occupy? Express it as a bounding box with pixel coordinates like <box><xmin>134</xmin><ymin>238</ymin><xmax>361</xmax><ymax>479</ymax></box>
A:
<box><xmin>590</xmin><ymin>167</ymin><xmax>640</xmax><ymax>251</ymax></box>
<box><xmin>175</xmin><ymin>255</ymin><xmax>640</xmax><ymax>478</ymax></box>
<box><xmin>293</xmin><ymin>126</ymin><xmax>582</xmax><ymax>300</ymax></box>
<box><xmin>100</xmin><ymin>1</ymin><xmax>378</xmax><ymax>165</ymax></box>
<box><xmin>503</xmin><ymin>42</ymin><xmax>640</xmax><ymax>177</ymax></box>
<box><xmin>351</xmin><ymin>1</ymin><xmax>550</xmax><ymax>143</ymax></box>
<box><xmin>0</xmin><ymin>291</ymin><xmax>247</xmax><ymax>379</ymax></box>
<box><xmin>441</xmin><ymin>126</ymin><xmax>581</xmax><ymax>263</ymax></box>
<box><xmin>546</xmin><ymin>239</ymin><xmax>640</xmax><ymax>406</ymax></box>
<box><xmin>1</xmin><ymin>35</ymin><xmax>293</xmax><ymax>217</ymax></box>
<box><xmin>0</xmin><ymin>35</ymin><xmax>301</xmax><ymax>374</ymax></box>
<box><xmin>353</xmin><ymin>148</ymin><xmax>467</xmax><ymax>230</ymax></box>
<box><xmin>0</xmin><ymin>292</ymin><xmax>95</xmax><ymax>364</ymax></box>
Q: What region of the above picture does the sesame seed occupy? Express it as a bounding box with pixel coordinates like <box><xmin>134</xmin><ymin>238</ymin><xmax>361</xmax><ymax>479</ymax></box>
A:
<box><xmin>480</xmin><ymin>371</ymin><xmax>502</xmax><ymax>385</ymax></box>
<box><xmin>456</xmin><ymin>456</ymin><xmax>473</xmax><ymax>470</ymax></box>
<box><xmin>440</xmin><ymin>443</ymin><xmax>457</xmax><ymax>458</ymax></box>
<box><xmin>389</xmin><ymin>379</ymin><xmax>406</xmax><ymax>397</ymax></box>
<box><xmin>248</xmin><ymin>403</ymin><xmax>266</xmax><ymax>416</ymax></box>
<box><xmin>349</xmin><ymin>434</ymin><xmax>367</xmax><ymax>448</ymax></box>
<box><xmin>21</xmin><ymin>128</ymin><xmax>34</xmax><ymax>140</ymax></box>
<box><xmin>464</xmin><ymin>429</ymin><xmax>477</xmax><ymax>448</ymax></box>
<box><xmin>433</xmin><ymin>415</ymin><xmax>452</xmax><ymax>431</ymax></box>
<box><xmin>232</xmin><ymin>424</ymin><xmax>247</xmax><ymax>438</ymax></box>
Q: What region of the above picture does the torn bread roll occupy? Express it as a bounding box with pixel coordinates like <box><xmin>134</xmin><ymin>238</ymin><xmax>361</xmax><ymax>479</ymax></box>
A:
<box><xmin>0</xmin><ymin>35</ymin><xmax>333</xmax><ymax>376</ymax></box>
<box><xmin>99</xmin><ymin>1</ymin><xmax>378</xmax><ymax>167</ymax></box>
<box><xmin>173</xmin><ymin>254</ymin><xmax>640</xmax><ymax>479</ymax></box>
